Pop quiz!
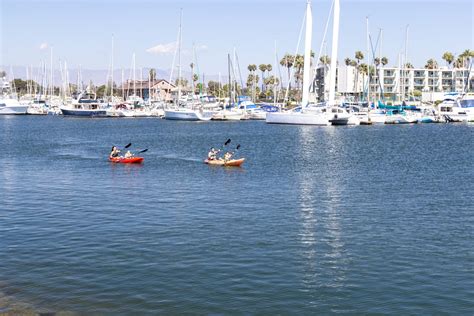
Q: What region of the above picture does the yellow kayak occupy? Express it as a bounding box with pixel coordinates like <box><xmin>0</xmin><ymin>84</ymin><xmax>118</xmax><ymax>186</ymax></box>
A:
<box><xmin>204</xmin><ymin>158</ymin><xmax>245</xmax><ymax>167</ymax></box>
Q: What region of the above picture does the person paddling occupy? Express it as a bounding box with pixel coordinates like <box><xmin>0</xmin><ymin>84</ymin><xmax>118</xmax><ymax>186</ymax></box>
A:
<box><xmin>110</xmin><ymin>146</ymin><xmax>121</xmax><ymax>158</ymax></box>
<box><xmin>207</xmin><ymin>147</ymin><xmax>220</xmax><ymax>161</ymax></box>
<box><xmin>224</xmin><ymin>151</ymin><xmax>233</xmax><ymax>162</ymax></box>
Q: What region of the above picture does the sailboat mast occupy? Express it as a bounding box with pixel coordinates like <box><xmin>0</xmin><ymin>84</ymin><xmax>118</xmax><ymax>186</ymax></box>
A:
<box><xmin>228</xmin><ymin>54</ymin><xmax>231</xmax><ymax>110</ymax></box>
<box><xmin>50</xmin><ymin>46</ymin><xmax>53</xmax><ymax>101</ymax></box>
<box><xmin>403</xmin><ymin>25</ymin><xmax>409</xmax><ymax>102</ymax></box>
<box><xmin>274</xmin><ymin>40</ymin><xmax>278</xmax><ymax>107</ymax></box>
<box><xmin>111</xmin><ymin>34</ymin><xmax>114</xmax><ymax>100</ymax></box>
<box><xmin>366</xmin><ymin>17</ymin><xmax>370</xmax><ymax>104</ymax></box>
<box><xmin>301</xmin><ymin>0</ymin><xmax>312</xmax><ymax>108</ymax></box>
<box><xmin>133</xmin><ymin>53</ymin><xmax>136</xmax><ymax>97</ymax></box>
<box><xmin>328</xmin><ymin>0</ymin><xmax>339</xmax><ymax>106</ymax></box>
<box><xmin>177</xmin><ymin>9</ymin><xmax>183</xmax><ymax>105</ymax></box>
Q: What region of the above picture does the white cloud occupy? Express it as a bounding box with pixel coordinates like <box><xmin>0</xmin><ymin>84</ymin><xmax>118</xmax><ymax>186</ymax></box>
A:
<box><xmin>195</xmin><ymin>44</ymin><xmax>208</xmax><ymax>51</ymax></box>
<box><xmin>39</xmin><ymin>42</ymin><xmax>48</xmax><ymax>50</ymax></box>
<box><xmin>146</xmin><ymin>42</ymin><xmax>177</xmax><ymax>54</ymax></box>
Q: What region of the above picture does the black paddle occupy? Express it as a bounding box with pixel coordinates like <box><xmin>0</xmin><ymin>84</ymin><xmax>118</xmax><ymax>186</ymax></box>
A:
<box><xmin>124</xmin><ymin>143</ymin><xmax>132</xmax><ymax>149</ymax></box>
<box><xmin>236</xmin><ymin>144</ymin><xmax>240</xmax><ymax>150</ymax></box>
<box><xmin>224</xmin><ymin>139</ymin><xmax>231</xmax><ymax>146</ymax></box>
<box><xmin>137</xmin><ymin>149</ymin><xmax>148</xmax><ymax>154</ymax></box>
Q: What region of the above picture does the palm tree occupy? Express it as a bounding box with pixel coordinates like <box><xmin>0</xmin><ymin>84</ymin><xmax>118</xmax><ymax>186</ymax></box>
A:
<box><xmin>247</xmin><ymin>64</ymin><xmax>257</xmax><ymax>73</ymax></box>
<box><xmin>259</xmin><ymin>64</ymin><xmax>267</xmax><ymax>92</ymax></box>
<box><xmin>247</xmin><ymin>64</ymin><xmax>257</xmax><ymax>100</ymax></box>
<box><xmin>354</xmin><ymin>51</ymin><xmax>364</xmax><ymax>99</ymax></box>
<box><xmin>381</xmin><ymin>57</ymin><xmax>388</xmax><ymax>67</ymax></box>
<box><xmin>294</xmin><ymin>54</ymin><xmax>304</xmax><ymax>86</ymax></box>
<box><xmin>457</xmin><ymin>49</ymin><xmax>474</xmax><ymax>68</ymax></box>
<box><xmin>442</xmin><ymin>52</ymin><xmax>454</xmax><ymax>68</ymax></box>
<box><xmin>319</xmin><ymin>55</ymin><xmax>331</xmax><ymax>65</ymax></box>
<box><xmin>374</xmin><ymin>58</ymin><xmax>380</xmax><ymax>67</ymax></box>
<box><xmin>280</xmin><ymin>54</ymin><xmax>294</xmax><ymax>89</ymax></box>
<box><xmin>404</xmin><ymin>63</ymin><xmax>414</xmax><ymax>69</ymax></box>
<box><xmin>424</xmin><ymin>59</ymin><xmax>438</xmax><ymax>69</ymax></box>
<box><xmin>358</xmin><ymin>63</ymin><xmax>368</xmax><ymax>99</ymax></box>
<box><xmin>192</xmin><ymin>74</ymin><xmax>199</xmax><ymax>93</ymax></box>
<box><xmin>189</xmin><ymin>62</ymin><xmax>195</xmax><ymax>92</ymax></box>
<box><xmin>345</xmin><ymin>58</ymin><xmax>351</xmax><ymax>66</ymax></box>
<box><xmin>149</xmin><ymin>68</ymin><xmax>156</xmax><ymax>81</ymax></box>
<box><xmin>355</xmin><ymin>51</ymin><xmax>364</xmax><ymax>64</ymax></box>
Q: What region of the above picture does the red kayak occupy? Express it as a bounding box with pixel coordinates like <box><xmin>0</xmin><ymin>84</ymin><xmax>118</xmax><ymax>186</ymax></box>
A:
<box><xmin>109</xmin><ymin>156</ymin><xmax>144</xmax><ymax>164</ymax></box>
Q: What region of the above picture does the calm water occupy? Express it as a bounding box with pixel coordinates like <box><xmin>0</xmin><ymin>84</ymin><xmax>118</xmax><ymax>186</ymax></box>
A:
<box><xmin>1</xmin><ymin>116</ymin><xmax>473</xmax><ymax>314</ymax></box>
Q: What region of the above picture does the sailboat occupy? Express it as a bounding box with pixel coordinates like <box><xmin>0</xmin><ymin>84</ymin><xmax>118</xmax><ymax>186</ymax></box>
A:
<box><xmin>164</xmin><ymin>10</ymin><xmax>213</xmax><ymax>121</ymax></box>
<box><xmin>266</xmin><ymin>0</ymin><xmax>329</xmax><ymax>125</ymax></box>
<box><xmin>0</xmin><ymin>77</ymin><xmax>28</xmax><ymax>115</ymax></box>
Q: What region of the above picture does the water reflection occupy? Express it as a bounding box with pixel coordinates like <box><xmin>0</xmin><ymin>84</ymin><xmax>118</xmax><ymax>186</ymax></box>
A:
<box><xmin>296</xmin><ymin>126</ymin><xmax>347</xmax><ymax>294</ymax></box>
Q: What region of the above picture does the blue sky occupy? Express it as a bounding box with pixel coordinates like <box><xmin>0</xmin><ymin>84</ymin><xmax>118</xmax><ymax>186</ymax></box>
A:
<box><xmin>1</xmin><ymin>0</ymin><xmax>473</xmax><ymax>79</ymax></box>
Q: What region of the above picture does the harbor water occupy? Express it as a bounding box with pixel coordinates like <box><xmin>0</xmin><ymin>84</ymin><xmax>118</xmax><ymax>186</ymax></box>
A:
<box><xmin>1</xmin><ymin>116</ymin><xmax>473</xmax><ymax>314</ymax></box>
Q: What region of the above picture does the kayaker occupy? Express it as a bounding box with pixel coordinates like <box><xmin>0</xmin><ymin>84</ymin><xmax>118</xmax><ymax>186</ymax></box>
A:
<box><xmin>110</xmin><ymin>146</ymin><xmax>121</xmax><ymax>158</ymax></box>
<box><xmin>124</xmin><ymin>150</ymin><xmax>133</xmax><ymax>158</ymax></box>
<box><xmin>224</xmin><ymin>151</ymin><xmax>233</xmax><ymax>162</ymax></box>
<box><xmin>207</xmin><ymin>148</ymin><xmax>219</xmax><ymax>161</ymax></box>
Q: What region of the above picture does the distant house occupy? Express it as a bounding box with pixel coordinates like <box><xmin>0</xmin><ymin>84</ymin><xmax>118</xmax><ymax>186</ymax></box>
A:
<box><xmin>118</xmin><ymin>79</ymin><xmax>176</xmax><ymax>102</ymax></box>
<box><xmin>151</xmin><ymin>79</ymin><xmax>176</xmax><ymax>102</ymax></box>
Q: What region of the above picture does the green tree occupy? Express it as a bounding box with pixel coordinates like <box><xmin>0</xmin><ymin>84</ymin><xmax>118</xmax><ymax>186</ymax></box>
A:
<box><xmin>355</xmin><ymin>51</ymin><xmax>364</xmax><ymax>63</ymax></box>
<box><xmin>345</xmin><ymin>58</ymin><xmax>352</xmax><ymax>66</ymax></box>
<box><xmin>149</xmin><ymin>68</ymin><xmax>156</xmax><ymax>81</ymax></box>
<box><xmin>192</xmin><ymin>74</ymin><xmax>199</xmax><ymax>93</ymax></box>
<box><xmin>175</xmin><ymin>78</ymin><xmax>188</xmax><ymax>88</ymax></box>
<box><xmin>381</xmin><ymin>57</ymin><xmax>388</xmax><ymax>67</ymax></box>
<box><xmin>319</xmin><ymin>55</ymin><xmax>331</xmax><ymax>65</ymax></box>
<box><xmin>280</xmin><ymin>54</ymin><xmax>294</xmax><ymax>89</ymax></box>
<box><xmin>354</xmin><ymin>51</ymin><xmax>364</xmax><ymax>98</ymax></box>
<box><xmin>0</xmin><ymin>70</ymin><xmax>6</xmax><ymax>78</ymax></box>
<box><xmin>259</xmin><ymin>64</ymin><xmax>267</xmax><ymax>92</ymax></box>
<box><xmin>96</xmin><ymin>84</ymin><xmax>107</xmax><ymax>98</ymax></box>
<box><xmin>207</xmin><ymin>80</ymin><xmax>220</xmax><ymax>96</ymax></box>
<box><xmin>442</xmin><ymin>52</ymin><xmax>454</xmax><ymax>67</ymax></box>
<box><xmin>424</xmin><ymin>59</ymin><xmax>438</xmax><ymax>69</ymax></box>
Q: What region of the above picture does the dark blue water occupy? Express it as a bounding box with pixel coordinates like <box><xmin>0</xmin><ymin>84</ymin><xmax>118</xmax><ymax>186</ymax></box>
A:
<box><xmin>1</xmin><ymin>116</ymin><xmax>473</xmax><ymax>314</ymax></box>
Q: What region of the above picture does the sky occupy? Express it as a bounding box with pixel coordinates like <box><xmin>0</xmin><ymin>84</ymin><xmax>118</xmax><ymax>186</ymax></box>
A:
<box><xmin>1</xmin><ymin>0</ymin><xmax>473</xmax><ymax>80</ymax></box>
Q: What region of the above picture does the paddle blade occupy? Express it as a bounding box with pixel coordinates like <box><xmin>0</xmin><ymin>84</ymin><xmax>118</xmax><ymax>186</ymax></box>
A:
<box><xmin>236</xmin><ymin>144</ymin><xmax>240</xmax><ymax>150</ymax></box>
<box><xmin>224</xmin><ymin>139</ymin><xmax>231</xmax><ymax>146</ymax></box>
<box><xmin>125</xmin><ymin>143</ymin><xmax>132</xmax><ymax>148</ymax></box>
<box><xmin>138</xmin><ymin>149</ymin><xmax>148</xmax><ymax>153</ymax></box>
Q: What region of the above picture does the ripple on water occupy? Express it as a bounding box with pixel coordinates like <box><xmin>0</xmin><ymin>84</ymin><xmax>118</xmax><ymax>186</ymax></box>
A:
<box><xmin>0</xmin><ymin>117</ymin><xmax>473</xmax><ymax>314</ymax></box>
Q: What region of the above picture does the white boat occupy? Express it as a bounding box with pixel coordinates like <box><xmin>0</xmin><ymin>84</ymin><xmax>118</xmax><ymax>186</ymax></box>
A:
<box><xmin>238</xmin><ymin>101</ymin><xmax>266</xmax><ymax>120</ymax></box>
<box><xmin>164</xmin><ymin>107</ymin><xmax>213</xmax><ymax>121</ymax></box>
<box><xmin>267</xmin><ymin>106</ymin><xmax>330</xmax><ymax>125</ymax></box>
<box><xmin>26</xmin><ymin>99</ymin><xmax>49</xmax><ymax>115</ymax></box>
<box><xmin>459</xmin><ymin>93</ymin><xmax>474</xmax><ymax>121</ymax></box>
<box><xmin>0</xmin><ymin>98</ymin><xmax>28</xmax><ymax>115</ymax></box>
<box><xmin>60</xmin><ymin>90</ymin><xmax>107</xmax><ymax>117</ymax></box>
<box><xmin>327</xmin><ymin>107</ymin><xmax>360</xmax><ymax>125</ymax></box>
<box><xmin>436</xmin><ymin>97</ymin><xmax>468</xmax><ymax>122</ymax></box>
<box><xmin>384</xmin><ymin>109</ymin><xmax>418</xmax><ymax>124</ymax></box>
<box><xmin>212</xmin><ymin>109</ymin><xmax>242</xmax><ymax>121</ymax></box>
<box><xmin>0</xmin><ymin>78</ymin><xmax>28</xmax><ymax>115</ymax></box>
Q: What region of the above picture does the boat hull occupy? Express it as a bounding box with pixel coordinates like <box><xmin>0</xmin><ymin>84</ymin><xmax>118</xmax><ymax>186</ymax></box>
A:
<box><xmin>164</xmin><ymin>109</ymin><xmax>213</xmax><ymax>121</ymax></box>
<box><xmin>109</xmin><ymin>157</ymin><xmax>144</xmax><ymax>164</ymax></box>
<box><xmin>266</xmin><ymin>112</ymin><xmax>330</xmax><ymax>125</ymax></box>
<box><xmin>61</xmin><ymin>108</ymin><xmax>107</xmax><ymax>117</ymax></box>
<box><xmin>204</xmin><ymin>158</ymin><xmax>245</xmax><ymax>167</ymax></box>
<box><xmin>0</xmin><ymin>99</ymin><xmax>28</xmax><ymax>115</ymax></box>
